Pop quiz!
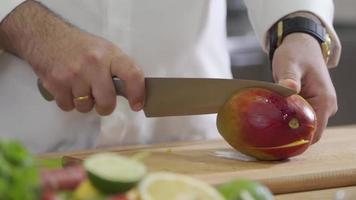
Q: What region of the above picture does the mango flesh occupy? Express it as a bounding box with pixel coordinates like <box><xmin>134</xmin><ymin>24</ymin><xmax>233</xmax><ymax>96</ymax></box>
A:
<box><xmin>217</xmin><ymin>88</ymin><xmax>317</xmax><ymax>160</ymax></box>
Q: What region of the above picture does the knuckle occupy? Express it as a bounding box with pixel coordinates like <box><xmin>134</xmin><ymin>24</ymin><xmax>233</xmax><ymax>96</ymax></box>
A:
<box><xmin>128</xmin><ymin>66</ymin><xmax>143</xmax><ymax>81</ymax></box>
<box><xmin>116</xmin><ymin>56</ymin><xmax>133</xmax><ymax>68</ymax></box>
<box><xmin>333</xmin><ymin>104</ymin><xmax>339</xmax><ymax>115</ymax></box>
<box><xmin>82</xmin><ymin>41</ymin><xmax>115</xmax><ymax>66</ymax></box>
<box><xmin>331</xmin><ymin>100</ymin><xmax>338</xmax><ymax>116</ymax></box>
<box><xmin>324</xmin><ymin>93</ymin><xmax>338</xmax><ymax>115</ymax></box>
<box><xmin>83</xmin><ymin>49</ymin><xmax>102</xmax><ymax>66</ymax></box>
<box><xmin>116</xmin><ymin>52</ymin><xmax>130</xmax><ymax>63</ymax></box>
<box><xmin>66</xmin><ymin>67</ymin><xmax>81</xmax><ymax>80</ymax></box>
<box><xmin>122</xmin><ymin>61</ymin><xmax>143</xmax><ymax>81</ymax></box>
<box><xmin>50</xmin><ymin>66</ymin><xmax>80</xmax><ymax>83</ymax></box>
<box><xmin>103</xmin><ymin>42</ymin><xmax>116</xmax><ymax>53</ymax></box>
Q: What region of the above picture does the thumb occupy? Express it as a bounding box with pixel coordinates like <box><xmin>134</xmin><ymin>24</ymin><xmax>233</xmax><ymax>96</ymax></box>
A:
<box><xmin>278</xmin><ymin>78</ymin><xmax>300</xmax><ymax>93</ymax></box>
<box><xmin>273</xmin><ymin>62</ymin><xmax>302</xmax><ymax>93</ymax></box>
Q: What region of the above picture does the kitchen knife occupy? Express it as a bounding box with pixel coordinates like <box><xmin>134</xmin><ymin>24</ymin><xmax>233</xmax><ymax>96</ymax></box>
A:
<box><xmin>37</xmin><ymin>77</ymin><xmax>296</xmax><ymax>117</ymax></box>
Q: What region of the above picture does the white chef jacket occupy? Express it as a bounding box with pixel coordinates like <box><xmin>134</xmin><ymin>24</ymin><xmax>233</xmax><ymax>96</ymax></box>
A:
<box><xmin>0</xmin><ymin>0</ymin><xmax>341</xmax><ymax>153</ymax></box>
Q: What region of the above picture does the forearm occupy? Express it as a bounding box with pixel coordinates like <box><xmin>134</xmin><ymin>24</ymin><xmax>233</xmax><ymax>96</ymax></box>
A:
<box><xmin>0</xmin><ymin>0</ymin><xmax>76</xmax><ymax>63</ymax></box>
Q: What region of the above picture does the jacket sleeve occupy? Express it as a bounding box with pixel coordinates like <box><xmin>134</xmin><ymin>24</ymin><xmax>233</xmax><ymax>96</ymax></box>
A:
<box><xmin>244</xmin><ymin>0</ymin><xmax>341</xmax><ymax>68</ymax></box>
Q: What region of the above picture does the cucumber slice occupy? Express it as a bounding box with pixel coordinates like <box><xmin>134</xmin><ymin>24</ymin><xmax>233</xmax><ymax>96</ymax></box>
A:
<box><xmin>84</xmin><ymin>153</ymin><xmax>147</xmax><ymax>194</ymax></box>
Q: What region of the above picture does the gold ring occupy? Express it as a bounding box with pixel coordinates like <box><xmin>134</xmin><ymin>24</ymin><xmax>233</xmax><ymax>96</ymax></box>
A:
<box><xmin>74</xmin><ymin>95</ymin><xmax>90</xmax><ymax>101</ymax></box>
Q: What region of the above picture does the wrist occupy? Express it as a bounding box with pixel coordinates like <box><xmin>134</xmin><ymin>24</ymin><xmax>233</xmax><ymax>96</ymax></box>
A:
<box><xmin>268</xmin><ymin>15</ymin><xmax>331</xmax><ymax>64</ymax></box>
<box><xmin>283</xmin><ymin>32</ymin><xmax>321</xmax><ymax>47</ymax></box>
<box><xmin>268</xmin><ymin>12</ymin><xmax>323</xmax><ymax>51</ymax></box>
<box><xmin>281</xmin><ymin>32</ymin><xmax>324</xmax><ymax>61</ymax></box>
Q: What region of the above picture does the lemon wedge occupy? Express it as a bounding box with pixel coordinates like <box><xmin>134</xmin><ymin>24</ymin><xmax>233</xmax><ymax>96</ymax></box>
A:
<box><xmin>138</xmin><ymin>172</ymin><xmax>224</xmax><ymax>200</ymax></box>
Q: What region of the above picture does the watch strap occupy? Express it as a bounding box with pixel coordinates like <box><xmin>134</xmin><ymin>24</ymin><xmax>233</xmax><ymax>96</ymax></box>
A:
<box><xmin>269</xmin><ymin>17</ymin><xmax>328</xmax><ymax>62</ymax></box>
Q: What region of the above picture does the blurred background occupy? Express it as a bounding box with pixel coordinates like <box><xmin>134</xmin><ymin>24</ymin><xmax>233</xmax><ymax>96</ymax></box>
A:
<box><xmin>227</xmin><ymin>0</ymin><xmax>356</xmax><ymax>126</ymax></box>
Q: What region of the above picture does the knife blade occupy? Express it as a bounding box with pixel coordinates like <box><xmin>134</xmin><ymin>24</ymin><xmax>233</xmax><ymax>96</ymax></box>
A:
<box><xmin>37</xmin><ymin>77</ymin><xmax>296</xmax><ymax>117</ymax></box>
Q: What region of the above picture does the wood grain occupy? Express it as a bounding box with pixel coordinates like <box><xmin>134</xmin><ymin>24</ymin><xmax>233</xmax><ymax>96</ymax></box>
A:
<box><xmin>275</xmin><ymin>186</ymin><xmax>356</xmax><ymax>200</ymax></box>
<box><xmin>55</xmin><ymin>125</ymin><xmax>356</xmax><ymax>194</ymax></box>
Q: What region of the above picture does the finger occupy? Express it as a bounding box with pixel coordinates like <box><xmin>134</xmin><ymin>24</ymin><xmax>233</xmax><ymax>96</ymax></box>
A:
<box><xmin>72</xmin><ymin>79</ymin><xmax>94</xmax><ymax>113</ymax></box>
<box><xmin>279</xmin><ymin>79</ymin><xmax>300</xmax><ymax>92</ymax></box>
<box><xmin>313</xmin><ymin>118</ymin><xmax>328</xmax><ymax>144</ymax></box>
<box><xmin>91</xmin><ymin>70</ymin><xmax>117</xmax><ymax>116</ymax></box>
<box><xmin>306</xmin><ymin>97</ymin><xmax>329</xmax><ymax>144</ymax></box>
<box><xmin>110</xmin><ymin>54</ymin><xmax>145</xmax><ymax>111</ymax></box>
<box><xmin>41</xmin><ymin>78</ymin><xmax>74</xmax><ymax>111</ymax></box>
<box><xmin>272</xmin><ymin>53</ymin><xmax>302</xmax><ymax>93</ymax></box>
<box><xmin>54</xmin><ymin>87</ymin><xmax>75</xmax><ymax>111</ymax></box>
<box><xmin>312</xmin><ymin>109</ymin><xmax>328</xmax><ymax>144</ymax></box>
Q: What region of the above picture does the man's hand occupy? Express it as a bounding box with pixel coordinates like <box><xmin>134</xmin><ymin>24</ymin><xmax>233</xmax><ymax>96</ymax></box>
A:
<box><xmin>0</xmin><ymin>1</ymin><xmax>144</xmax><ymax>115</ymax></box>
<box><xmin>272</xmin><ymin>33</ymin><xmax>338</xmax><ymax>143</ymax></box>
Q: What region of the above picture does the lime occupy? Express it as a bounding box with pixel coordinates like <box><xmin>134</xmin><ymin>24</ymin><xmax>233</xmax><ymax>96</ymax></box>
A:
<box><xmin>138</xmin><ymin>172</ymin><xmax>224</xmax><ymax>200</ymax></box>
<box><xmin>84</xmin><ymin>153</ymin><xmax>146</xmax><ymax>194</ymax></box>
<box><xmin>218</xmin><ymin>179</ymin><xmax>274</xmax><ymax>200</ymax></box>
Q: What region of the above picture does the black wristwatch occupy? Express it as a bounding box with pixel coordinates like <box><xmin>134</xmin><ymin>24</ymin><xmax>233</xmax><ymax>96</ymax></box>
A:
<box><xmin>269</xmin><ymin>16</ymin><xmax>331</xmax><ymax>63</ymax></box>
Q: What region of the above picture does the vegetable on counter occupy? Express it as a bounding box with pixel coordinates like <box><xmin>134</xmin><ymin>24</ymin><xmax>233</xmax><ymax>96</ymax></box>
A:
<box><xmin>41</xmin><ymin>165</ymin><xmax>87</xmax><ymax>191</ymax></box>
<box><xmin>137</xmin><ymin>172</ymin><xmax>225</xmax><ymax>200</ymax></box>
<box><xmin>0</xmin><ymin>139</ymin><xmax>40</xmax><ymax>200</ymax></box>
<box><xmin>84</xmin><ymin>153</ymin><xmax>147</xmax><ymax>194</ymax></box>
<box><xmin>0</xmin><ymin>139</ymin><xmax>276</xmax><ymax>200</ymax></box>
<box><xmin>218</xmin><ymin>179</ymin><xmax>274</xmax><ymax>200</ymax></box>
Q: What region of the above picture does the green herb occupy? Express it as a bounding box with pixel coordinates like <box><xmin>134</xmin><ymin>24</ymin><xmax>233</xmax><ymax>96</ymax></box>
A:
<box><xmin>0</xmin><ymin>139</ymin><xmax>40</xmax><ymax>200</ymax></box>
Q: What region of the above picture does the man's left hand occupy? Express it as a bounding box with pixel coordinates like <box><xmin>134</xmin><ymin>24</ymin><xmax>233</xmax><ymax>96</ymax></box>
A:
<box><xmin>272</xmin><ymin>32</ymin><xmax>338</xmax><ymax>144</ymax></box>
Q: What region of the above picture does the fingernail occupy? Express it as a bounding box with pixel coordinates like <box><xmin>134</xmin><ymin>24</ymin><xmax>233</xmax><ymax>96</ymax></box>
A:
<box><xmin>279</xmin><ymin>79</ymin><xmax>300</xmax><ymax>92</ymax></box>
<box><xmin>132</xmin><ymin>102</ymin><xmax>143</xmax><ymax>111</ymax></box>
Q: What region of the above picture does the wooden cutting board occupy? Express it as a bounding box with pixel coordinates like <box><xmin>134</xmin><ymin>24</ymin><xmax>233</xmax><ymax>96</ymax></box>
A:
<box><xmin>61</xmin><ymin>125</ymin><xmax>356</xmax><ymax>194</ymax></box>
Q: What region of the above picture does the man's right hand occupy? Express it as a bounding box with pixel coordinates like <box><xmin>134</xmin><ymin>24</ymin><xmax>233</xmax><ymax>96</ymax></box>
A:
<box><xmin>0</xmin><ymin>1</ymin><xmax>145</xmax><ymax>115</ymax></box>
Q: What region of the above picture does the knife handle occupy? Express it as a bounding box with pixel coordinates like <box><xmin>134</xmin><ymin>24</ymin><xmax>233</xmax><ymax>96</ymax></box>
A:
<box><xmin>37</xmin><ymin>77</ymin><xmax>127</xmax><ymax>101</ymax></box>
